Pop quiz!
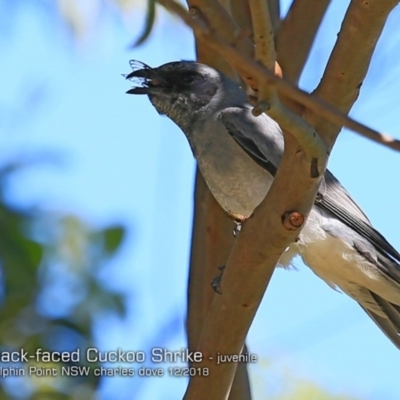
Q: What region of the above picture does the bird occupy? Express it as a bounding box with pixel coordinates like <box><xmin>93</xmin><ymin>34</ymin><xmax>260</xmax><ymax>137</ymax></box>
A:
<box><xmin>125</xmin><ymin>60</ymin><xmax>400</xmax><ymax>349</ymax></box>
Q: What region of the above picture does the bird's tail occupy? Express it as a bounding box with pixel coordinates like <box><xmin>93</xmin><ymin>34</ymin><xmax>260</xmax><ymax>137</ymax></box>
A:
<box><xmin>362</xmin><ymin>291</ymin><xmax>400</xmax><ymax>349</ymax></box>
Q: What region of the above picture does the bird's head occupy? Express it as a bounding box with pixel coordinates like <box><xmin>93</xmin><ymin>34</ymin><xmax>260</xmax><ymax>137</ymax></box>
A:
<box><xmin>125</xmin><ymin>60</ymin><xmax>233</xmax><ymax>129</ymax></box>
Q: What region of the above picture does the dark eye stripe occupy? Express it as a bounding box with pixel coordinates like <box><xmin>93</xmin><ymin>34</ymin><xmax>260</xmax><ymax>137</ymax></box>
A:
<box><xmin>182</xmin><ymin>74</ymin><xmax>195</xmax><ymax>83</ymax></box>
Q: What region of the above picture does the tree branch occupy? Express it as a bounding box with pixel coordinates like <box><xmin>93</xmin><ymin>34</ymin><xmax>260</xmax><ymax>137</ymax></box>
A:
<box><xmin>267</xmin><ymin>0</ymin><xmax>281</xmax><ymax>32</ymax></box>
<box><xmin>248</xmin><ymin>0</ymin><xmax>277</xmax><ymax>110</ymax></box>
<box><xmin>185</xmin><ymin>2</ymin><xmax>252</xmax><ymax>400</ymax></box>
<box><xmin>187</xmin><ymin>173</ymin><xmax>235</xmax><ymax>352</ymax></box>
<box><xmin>247</xmin><ymin>0</ymin><xmax>327</xmax><ymax>176</ymax></box>
<box><xmin>157</xmin><ymin>2</ymin><xmax>326</xmax><ymax>399</ymax></box>
<box><xmin>158</xmin><ymin>0</ymin><xmax>400</xmax><ymax>152</ymax></box>
<box><xmin>308</xmin><ymin>0</ymin><xmax>399</xmax><ymax>145</ymax></box>
<box><xmin>227</xmin><ymin>0</ymin><xmax>253</xmax><ymax>40</ymax></box>
<box><xmin>154</xmin><ymin>0</ymin><xmax>400</xmax><ymax>398</ymax></box>
<box><xmin>186</xmin><ymin>0</ymin><xmax>253</xmax><ymax>56</ymax></box>
<box><xmin>184</xmin><ymin>129</ymin><xmax>324</xmax><ymax>400</ymax></box>
<box><xmin>249</xmin><ymin>0</ymin><xmax>275</xmax><ymax>71</ymax></box>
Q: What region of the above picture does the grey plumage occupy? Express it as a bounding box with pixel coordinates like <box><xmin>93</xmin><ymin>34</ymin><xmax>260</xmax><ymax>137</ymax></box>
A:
<box><xmin>126</xmin><ymin>60</ymin><xmax>400</xmax><ymax>349</ymax></box>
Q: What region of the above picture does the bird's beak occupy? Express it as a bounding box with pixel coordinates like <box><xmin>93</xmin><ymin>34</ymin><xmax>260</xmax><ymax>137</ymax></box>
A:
<box><xmin>125</xmin><ymin>68</ymin><xmax>167</xmax><ymax>95</ymax></box>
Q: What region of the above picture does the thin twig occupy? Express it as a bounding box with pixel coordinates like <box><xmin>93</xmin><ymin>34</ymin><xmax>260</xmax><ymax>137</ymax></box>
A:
<box><xmin>248</xmin><ymin>0</ymin><xmax>276</xmax><ymax>111</ymax></box>
<box><xmin>249</xmin><ymin>0</ymin><xmax>275</xmax><ymax>70</ymax></box>
<box><xmin>308</xmin><ymin>0</ymin><xmax>399</xmax><ymax>145</ymax></box>
<box><xmin>227</xmin><ymin>0</ymin><xmax>253</xmax><ymax>39</ymax></box>
<box><xmin>186</xmin><ymin>0</ymin><xmax>253</xmax><ymax>57</ymax></box>
<box><xmin>248</xmin><ymin>0</ymin><xmax>328</xmax><ymax>173</ymax></box>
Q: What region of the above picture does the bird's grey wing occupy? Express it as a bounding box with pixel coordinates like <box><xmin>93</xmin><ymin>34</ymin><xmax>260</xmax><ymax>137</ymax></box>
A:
<box><xmin>310</xmin><ymin>173</ymin><xmax>400</xmax><ymax>348</ymax></box>
<box><xmin>218</xmin><ymin>106</ymin><xmax>283</xmax><ymax>177</ymax></box>
<box><xmin>317</xmin><ymin>170</ymin><xmax>400</xmax><ymax>272</ymax></box>
<box><xmin>362</xmin><ymin>292</ymin><xmax>400</xmax><ymax>349</ymax></box>
<box><xmin>319</xmin><ymin>170</ymin><xmax>370</xmax><ymax>223</ymax></box>
<box><xmin>219</xmin><ymin>107</ymin><xmax>400</xmax><ymax>270</ymax></box>
<box><xmin>219</xmin><ymin>106</ymin><xmax>400</xmax><ymax>344</ymax></box>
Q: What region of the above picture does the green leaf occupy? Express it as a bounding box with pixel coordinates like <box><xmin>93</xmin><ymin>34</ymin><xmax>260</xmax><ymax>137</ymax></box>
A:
<box><xmin>131</xmin><ymin>0</ymin><xmax>156</xmax><ymax>47</ymax></box>
<box><xmin>103</xmin><ymin>225</ymin><xmax>125</xmax><ymax>254</ymax></box>
<box><xmin>22</xmin><ymin>238</ymin><xmax>44</xmax><ymax>270</ymax></box>
<box><xmin>108</xmin><ymin>293</ymin><xmax>126</xmax><ymax>316</ymax></box>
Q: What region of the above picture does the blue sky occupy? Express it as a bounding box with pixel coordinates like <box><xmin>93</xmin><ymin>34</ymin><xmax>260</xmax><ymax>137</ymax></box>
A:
<box><xmin>1</xmin><ymin>1</ymin><xmax>400</xmax><ymax>399</ymax></box>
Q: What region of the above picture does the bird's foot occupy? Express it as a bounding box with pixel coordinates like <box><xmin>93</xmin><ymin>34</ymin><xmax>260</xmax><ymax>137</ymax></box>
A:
<box><xmin>226</xmin><ymin>211</ymin><xmax>249</xmax><ymax>237</ymax></box>
<box><xmin>211</xmin><ymin>265</ymin><xmax>226</xmax><ymax>294</ymax></box>
<box><xmin>233</xmin><ymin>222</ymin><xmax>242</xmax><ymax>237</ymax></box>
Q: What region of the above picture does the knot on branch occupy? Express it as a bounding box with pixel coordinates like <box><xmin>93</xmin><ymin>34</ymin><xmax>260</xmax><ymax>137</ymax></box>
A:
<box><xmin>282</xmin><ymin>211</ymin><xmax>305</xmax><ymax>231</ymax></box>
<box><xmin>187</xmin><ymin>6</ymin><xmax>209</xmax><ymax>31</ymax></box>
<box><xmin>188</xmin><ymin>6</ymin><xmax>199</xmax><ymax>16</ymax></box>
<box><xmin>252</xmin><ymin>100</ymin><xmax>270</xmax><ymax>116</ymax></box>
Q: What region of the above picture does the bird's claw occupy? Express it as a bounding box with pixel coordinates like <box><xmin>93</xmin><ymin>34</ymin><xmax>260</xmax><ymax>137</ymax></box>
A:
<box><xmin>211</xmin><ymin>265</ymin><xmax>226</xmax><ymax>294</ymax></box>
<box><xmin>233</xmin><ymin>222</ymin><xmax>242</xmax><ymax>238</ymax></box>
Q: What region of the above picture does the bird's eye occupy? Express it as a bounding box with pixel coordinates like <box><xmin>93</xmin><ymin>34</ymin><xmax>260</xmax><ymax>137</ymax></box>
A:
<box><xmin>181</xmin><ymin>72</ymin><xmax>198</xmax><ymax>84</ymax></box>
